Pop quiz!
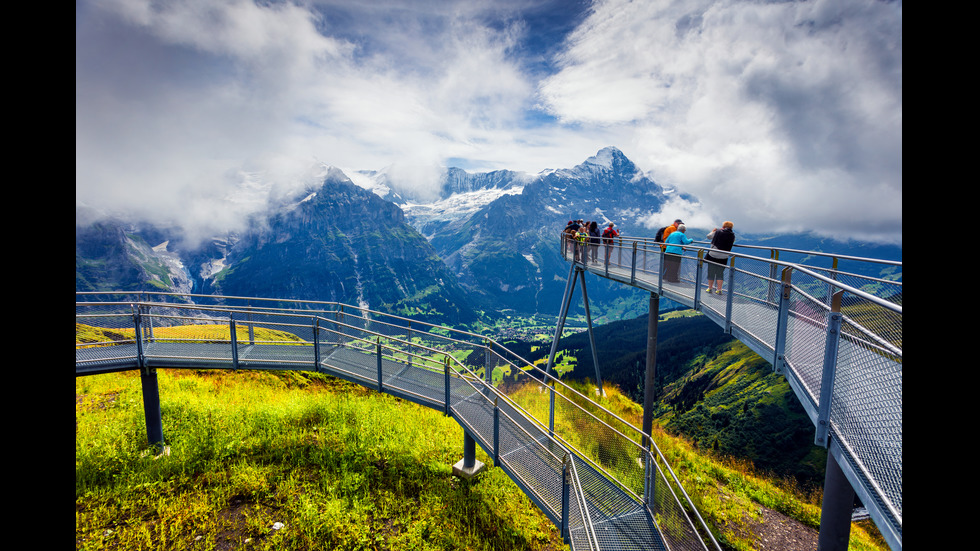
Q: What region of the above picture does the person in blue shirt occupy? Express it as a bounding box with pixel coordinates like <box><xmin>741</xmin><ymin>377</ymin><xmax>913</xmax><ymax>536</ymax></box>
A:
<box><xmin>663</xmin><ymin>224</ymin><xmax>693</xmax><ymax>283</ymax></box>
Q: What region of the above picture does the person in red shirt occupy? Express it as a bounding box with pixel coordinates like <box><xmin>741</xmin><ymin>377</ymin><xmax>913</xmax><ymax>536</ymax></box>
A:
<box><xmin>601</xmin><ymin>222</ymin><xmax>619</xmax><ymax>263</ymax></box>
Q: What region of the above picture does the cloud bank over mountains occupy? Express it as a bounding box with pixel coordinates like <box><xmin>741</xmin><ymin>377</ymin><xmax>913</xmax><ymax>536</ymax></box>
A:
<box><xmin>76</xmin><ymin>0</ymin><xmax>901</xmax><ymax>245</ymax></box>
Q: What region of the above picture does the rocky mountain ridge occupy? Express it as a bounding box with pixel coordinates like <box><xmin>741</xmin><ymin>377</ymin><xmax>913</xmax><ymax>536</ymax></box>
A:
<box><xmin>76</xmin><ymin>146</ymin><xmax>901</xmax><ymax>323</ymax></box>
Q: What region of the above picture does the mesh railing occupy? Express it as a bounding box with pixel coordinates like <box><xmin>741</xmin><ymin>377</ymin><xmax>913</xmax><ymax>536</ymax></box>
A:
<box><xmin>559</xmin><ymin>232</ymin><xmax>902</xmax><ymax>546</ymax></box>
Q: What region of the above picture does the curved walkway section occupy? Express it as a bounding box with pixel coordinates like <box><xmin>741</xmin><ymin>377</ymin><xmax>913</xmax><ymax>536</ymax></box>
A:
<box><xmin>562</xmin><ymin>234</ymin><xmax>902</xmax><ymax>550</ymax></box>
<box><xmin>76</xmin><ymin>293</ymin><xmax>721</xmax><ymax>551</ymax></box>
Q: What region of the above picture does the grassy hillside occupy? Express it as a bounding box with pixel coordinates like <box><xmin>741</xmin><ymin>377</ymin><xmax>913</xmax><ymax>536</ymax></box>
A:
<box><xmin>657</xmin><ymin>340</ymin><xmax>827</xmax><ymax>485</ymax></box>
<box><xmin>76</xmin><ymin>369</ymin><xmax>563</xmax><ymax>551</ymax></box>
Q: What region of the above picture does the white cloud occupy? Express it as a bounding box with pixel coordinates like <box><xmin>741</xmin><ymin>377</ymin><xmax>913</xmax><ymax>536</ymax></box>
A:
<box><xmin>539</xmin><ymin>0</ymin><xmax>902</xmax><ymax>243</ymax></box>
<box><xmin>639</xmin><ymin>195</ymin><xmax>716</xmax><ymax>235</ymax></box>
<box><xmin>76</xmin><ymin>0</ymin><xmax>901</xmax><ymax>245</ymax></box>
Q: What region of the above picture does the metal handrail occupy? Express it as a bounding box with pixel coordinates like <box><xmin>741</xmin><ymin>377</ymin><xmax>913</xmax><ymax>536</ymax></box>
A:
<box><xmin>591</xmin><ymin>232</ymin><xmax>902</xmax><ymax>269</ymax></box>
<box><xmin>612</xmin><ymin>238</ymin><xmax>899</xmax><ymax>306</ymax></box>
<box><xmin>584</xmin><ymin>234</ymin><xmax>902</xmax><ymax>312</ymax></box>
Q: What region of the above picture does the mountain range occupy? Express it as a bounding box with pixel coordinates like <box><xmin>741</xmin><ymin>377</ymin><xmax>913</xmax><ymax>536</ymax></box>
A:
<box><xmin>75</xmin><ymin>147</ymin><xmax>901</xmax><ymax>325</ymax></box>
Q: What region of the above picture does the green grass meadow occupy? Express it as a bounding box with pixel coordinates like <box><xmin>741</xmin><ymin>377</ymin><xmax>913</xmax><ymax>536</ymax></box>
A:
<box><xmin>76</xmin><ymin>369</ymin><xmax>564</xmax><ymax>550</ymax></box>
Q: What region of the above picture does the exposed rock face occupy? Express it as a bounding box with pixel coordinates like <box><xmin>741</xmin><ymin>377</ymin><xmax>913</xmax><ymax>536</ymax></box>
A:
<box><xmin>206</xmin><ymin>169</ymin><xmax>477</xmax><ymax>324</ymax></box>
<box><xmin>76</xmin><ymin>209</ymin><xmax>193</xmax><ymax>295</ymax></box>
<box><xmin>424</xmin><ymin>147</ymin><xmax>669</xmax><ymax>314</ymax></box>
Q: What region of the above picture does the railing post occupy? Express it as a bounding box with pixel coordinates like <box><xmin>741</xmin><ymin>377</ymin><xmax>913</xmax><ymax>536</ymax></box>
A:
<box><xmin>493</xmin><ymin>398</ymin><xmax>500</xmax><ymax>465</ymax></box>
<box><xmin>230</xmin><ymin>314</ymin><xmax>239</xmax><ymax>371</ymax></box>
<box><xmin>630</xmin><ymin>241</ymin><xmax>637</xmax><ymax>284</ymax></box>
<box><xmin>772</xmin><ymin>267</ymin><xmax>792</xmax><ymax>373</ymax></box>
<box><xmin>133</xmin><ymin>304</ymin><xmax>146</xmax><ymax>370</ymax></box>
<box><xmin>143</xmin><ymin>303</ymin><xmax>154</xmax><ymax>342</ymax></box>
<box><xmin>827</xmin><ymin>256</ymin><xmax>840</xmax><ymax>306</ymax></box>
<box><xmin>337</xmin><ymin>305</ymin><xmax>345</xmax><ymax>346</ymax></box>
<box><xmin>657</xmin><ymin>248</ymin><xmax>665</xmax><ymax>294</ymax></box>
<box><xmin>377</xmin><ymin>337</ymin><xmax>384</xmax><ymax>392</ymax></box>
<box><xmin>815</xmin><ymin>291</ymin><xmax>844</xmax><ymax>448</ymax></box>
<box><xmin>644</xmin><ymin>449</ymin><xmax>656</xmax><ymax>508</ymax></box>
<box><xmin>604</xmin><ymin>238</ymin><xmax>611</xmax><ymax>277</ymax></box>
<box><xmin>407</xmin><ymin>322</ymin><xmax>413</xmax><ymax>369</ymax></box>
<box><xmin>561</xmin><ymin>455</ymin><xmax>571</xmax><ymax>543</ymax></box>
<box><xmin>484</xmin><ymin>338</ymin><xmax>492</xmax><ymax>386</ymax></box>
<box><xmin>444</xmin><ymin>356</ymin><xmax>451</xmax><ymax>417</ymax></box>
<box><xmin>246</xmin><ymin>300</ymin><xmax>255</xmax><ymax>346</ymax></box>
<box><xmin>724</xmin><ymin>256</ymin><xmax>735</xmax><ymax>333</ymax></box>
<box><xmin>767</xmin><ymin>250</ymin><xmax>780</xmax><ymax>305</ymax></box>
<box><xmin>313</xmin><ymin>317</ymin><xmax>321</xmax><ymax>371</ymax></box>
<box><xmin>549</xmin><ymin>379</ymin><xmax>556</xmax><ymax>438</ymax></box>
<box><xmin>694</xmin><ymin>250</ymin><xmax>704</xmax><ymax>309</ymax></box>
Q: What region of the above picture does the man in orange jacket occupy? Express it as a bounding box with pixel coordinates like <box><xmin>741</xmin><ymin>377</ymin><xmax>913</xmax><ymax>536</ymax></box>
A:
<box><xmin>660</xmin><ymin>219</ymin><xmax>683</xmax><ymax>251</ymax></box>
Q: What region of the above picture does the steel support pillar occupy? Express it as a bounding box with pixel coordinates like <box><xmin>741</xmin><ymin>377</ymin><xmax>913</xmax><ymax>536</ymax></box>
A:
<box><xmin>452</xmin><ymin>430</ymin><xmax>485</xmax><ymax>480</ymax></box>
<box><xmin>818</xmin><ymin>444</ymin><xmax>855</xmax><ymax>551</ymax></box>
<box><xmin>134</xmin><ymin>305</ymin><xmax>165</xmax><ymax>453</ymax></box>
<box><xmin>642</xmin><ymin>292</ymin><xmax>660</xmax><ymax>449</ymax></box>
<box><xmin>139</xmin><ymin>367</ymin><xmax>166</xmax><ymax>451</ymax></box>
<box><xmin>545</xmin><ymin>264</ymin><xmax>603</xmax><ymax>391</ymax></box>
<box><xmin>577</xmin><ymin>268</ymin><xmax>604</xmax><ymax>395</ymax></box>
<box><xmin>546</xmin><ymin>264</ymin><xmax>578</xmax><ymax>377</ymax></box>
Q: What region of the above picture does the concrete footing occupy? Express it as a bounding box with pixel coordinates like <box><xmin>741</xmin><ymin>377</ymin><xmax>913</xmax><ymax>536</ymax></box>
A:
<box><xmin>453</xmin><ymin>431</ymin><xmax>486</xmax><ymax>480</ymax></box>
<box><xmin>452</xmin><ymin>458</ymin><xmax>486</xmax><ymax>480</ymax></box>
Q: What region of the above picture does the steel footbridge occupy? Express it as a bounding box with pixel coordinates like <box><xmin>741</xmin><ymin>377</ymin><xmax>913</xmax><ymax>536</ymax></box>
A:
<box><xmin>558</xmin><ymin>233</ymin><xmax>901</xmax><ymax>551</ymax></box>
<box><xmin>75</xmin><ymin>234</ymin><xmax>900</xmax><ymax>551</ymax></box>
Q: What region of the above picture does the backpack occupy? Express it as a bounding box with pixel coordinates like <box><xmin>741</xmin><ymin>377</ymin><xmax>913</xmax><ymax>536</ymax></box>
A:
<box><xmin>654</xmin><ymin>226</ymin><xmax>667</xmax><ymax>242</ymax></box>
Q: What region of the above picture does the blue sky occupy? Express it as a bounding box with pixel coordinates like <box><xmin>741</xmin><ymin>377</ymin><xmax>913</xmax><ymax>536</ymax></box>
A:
<box><xmin>76</xmin><ymin>0</ymin><xmax>902</xmax><ymax>245</ymax></box>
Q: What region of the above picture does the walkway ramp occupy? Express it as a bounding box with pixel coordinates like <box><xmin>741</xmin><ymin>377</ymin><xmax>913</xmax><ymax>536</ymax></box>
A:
<box><xmin>76</xmin><ymin>294</ymin><xmax>718</xmax><ymax>551</ymax></box>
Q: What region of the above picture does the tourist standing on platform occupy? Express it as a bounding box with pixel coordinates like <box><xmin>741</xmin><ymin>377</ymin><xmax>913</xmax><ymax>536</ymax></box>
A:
<box><xmin>602</xmin><ymin>222</ymin><xmax>619</xmax><ymax>264</ymax></box>
<box><xmin>575</xmin><ymin>222</ymin><xmax>589</xmax><ymax>262</ymax></box>
<box><xmin>663</xmin><ymin>224</ymin><xmax>693</xmax><ymax>283</ymax></box>
<box><xmin>563</xmin><ymin>220</ymin><xmax>580</xmax><ymax>259</ymax></box>
<box><xmin>588</xmin><ymin>221</ymin><xmax>600</xmax><ymax>263</ymax></box>
<box><xmin>656</xmin><ymin>219</ymin><xmax>683</xmax><ymax>251</ymax></box>
<box><xmin>704</xmin><ymin>222</ymin><xmax>735</xmax><ymax>294</ymax></box>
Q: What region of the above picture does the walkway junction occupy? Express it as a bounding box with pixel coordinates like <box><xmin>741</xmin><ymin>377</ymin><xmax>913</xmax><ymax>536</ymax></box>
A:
<box><xmin>76</xmin><ymin>232</ymin><xmax>901</xmax><ymax>551</ymax></box>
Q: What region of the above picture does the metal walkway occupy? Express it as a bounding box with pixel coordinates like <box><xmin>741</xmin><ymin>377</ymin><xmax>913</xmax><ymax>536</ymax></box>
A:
<box><xmin>77</xmin><ymin>293</ymin><xmax>721</xmax><ymax>551</ymax></box>
<box><xmin>561</xmin><ymin>234</ymin><xmax>902</xmax><ymax>550</ymax></box>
